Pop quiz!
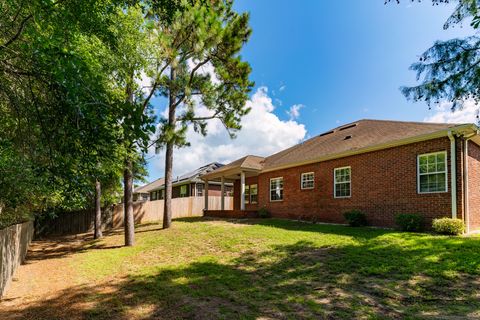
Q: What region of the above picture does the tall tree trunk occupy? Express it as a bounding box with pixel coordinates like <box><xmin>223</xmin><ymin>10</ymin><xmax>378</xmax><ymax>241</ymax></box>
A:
<box><xmin>94</xmin><ymin>179</ymin><xmax>102</xmax><ymax>239</ymax></box>
<box><xmin>124</xmin><ymin>159</ymin><xmax>135</xmax><ymax>246</ymax></box>
<box><xmin>124</xmin><ymin>72</ymin><xmax>135</xmax><ymax>246</ymax></box>
<box><xmin>163</xmin><ymin>67</ymin><xmax>176</xmax><ymax>229</ymax></box>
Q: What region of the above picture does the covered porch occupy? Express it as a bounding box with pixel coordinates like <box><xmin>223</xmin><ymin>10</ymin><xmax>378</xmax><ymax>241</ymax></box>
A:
<box><xmin>200</xmin><ymin>155</ymin><xmax>264</xmax><ymax>215</ymax></box>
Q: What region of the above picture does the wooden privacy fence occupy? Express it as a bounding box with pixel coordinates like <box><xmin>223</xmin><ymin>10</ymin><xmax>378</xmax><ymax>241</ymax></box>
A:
<box><xmin>0</xmin><ymin>221</ymin><xmax>34</xmax><ymax>297</ymax></box>
<box><xmin>112</xmin><ymin>196</ymin><xmax>233</xmax><ymax>228</ymax></box>
<box><xmin>36</xmin><ymin>207</ymin><xmax>114</xmax><ymax>237</ymax></box>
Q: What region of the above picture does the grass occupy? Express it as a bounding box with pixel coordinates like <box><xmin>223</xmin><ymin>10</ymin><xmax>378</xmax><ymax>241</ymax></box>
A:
<box><xmin>12</xmin><ymin>218</ymin><xmax>480</xmax><ymax>319</ymax></box>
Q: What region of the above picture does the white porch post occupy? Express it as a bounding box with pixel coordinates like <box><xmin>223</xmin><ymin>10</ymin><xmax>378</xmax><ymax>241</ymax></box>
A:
<box><xmin>240</xmin><ymin>171</ymin><xmax>245</xmax><ymax>211</ymax></box>
<box><xmin>221</xmin><ymin>176</ymin><xmax>225</xmax><ymax>211</ymax></box>
<box><xmin>204</xmin><ymin>180</ymin><xmax>209</xmax><ymax>211</ymax></box>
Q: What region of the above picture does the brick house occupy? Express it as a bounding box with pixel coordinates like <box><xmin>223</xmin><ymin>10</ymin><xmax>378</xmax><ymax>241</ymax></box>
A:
<box><xmin>134</xmin><ymin>162</ymin><xmax>233</xmax><ymax>202</ymax></box>
<box><xmin>201</xmin><ymin>119</ymin><xmax>480</xmax><ymax>232</ymax></box>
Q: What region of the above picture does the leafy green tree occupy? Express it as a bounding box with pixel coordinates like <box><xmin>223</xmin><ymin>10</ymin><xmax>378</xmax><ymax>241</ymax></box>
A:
<box><xmin>391</xmin><ymin>1</ymin><xmax>480</xmax><ymax>112</ymax></box>
<box><xmin>150</xmin><ymin>0</ymin><xmax>254</xmax><ymax>228</ymax></box>
<box><xmin>0</xmin><ymin>0</ymin><xmax>131</xmax><ymax>232</ymax></box>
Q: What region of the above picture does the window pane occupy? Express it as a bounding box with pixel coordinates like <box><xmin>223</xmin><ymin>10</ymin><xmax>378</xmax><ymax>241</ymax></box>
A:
<box><xmin>437</xmin><ymin>152</ymin><xmax>445</xmax><ymax>163</ymax></box>
<box><xmin>419</xmin><ymin>164</ymin><xmax>428</xmax><ymax>174</ymax></box>
<box><xmin>270</xmin><ymin>178</ymin><xmax>283</xmax><ymax>201</ymax></box>
<box><xmin>301</xmin><ymin>173</ymin><xmax>314</xmax><ymax>189</ymax></box>
<box><xmin>418</xmin><ymin>152</ymin><xmax>447</xmax><ymax>193</ymax></box>
<box><xmin>250</xmin><ymin>184</ymin><xmax>258</xmax><ymax>204</ymax></box>
<box><xmin>335</xmin><ymin>182</ymin><xmax>350</xmax><ymax>197</ymax></box>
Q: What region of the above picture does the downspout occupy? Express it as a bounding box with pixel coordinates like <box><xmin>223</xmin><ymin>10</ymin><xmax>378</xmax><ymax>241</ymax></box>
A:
<box><xmin>463</xmin><ymin>133</ymin><xmax>476</xmax><ymax>234</ymax></box>
<box><xmin>448</xmin><ymin>131</ymin><xmax>457</xmax><ymax>219</ymax></box>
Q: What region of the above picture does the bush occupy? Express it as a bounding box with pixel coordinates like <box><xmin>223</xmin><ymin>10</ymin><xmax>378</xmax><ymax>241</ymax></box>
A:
<box><xmin>258</xmin><ymin>207</ymin><xmax>270</xmax><ymax>218</ymax></box>
<box><xmin>432</xmin><ymin>218</ymin><xmax>465</xmax><ymax>235</ymax></box>
<box><xmin>395</xmin><ymin>213</ymin><xmax>424</xmax><ymax>232</ymax></box>
<box><xmin>343</xmin><ymin>210</ymin><xmax>367</xmax><ymax>227</ymax></box>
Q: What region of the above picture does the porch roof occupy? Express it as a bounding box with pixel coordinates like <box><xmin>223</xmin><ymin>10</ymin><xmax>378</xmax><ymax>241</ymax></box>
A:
<box><xmin>201</xmin><ymin>155</ymin><xmax>265</xmax><ymax>181</ymax></box>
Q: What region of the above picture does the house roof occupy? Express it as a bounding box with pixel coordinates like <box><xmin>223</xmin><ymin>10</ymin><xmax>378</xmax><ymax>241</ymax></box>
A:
<box><xmin>202</xmin><ymin>119</ymin><xmax>476</xmax><ymax>179</ymax></box>
<box><xmin>262</xmin><ymin>119</ymin><xmax>462</xmax><ymax>171</ymax></box>
<box><xmin>134</xmin><ymin>178</ymin><xmax>165</xmax><ymax>194</ymax></box>
<box><xmin>136</xmin><ymin>162</ymin><xmax>227</xmax><ymax>193</ymax></box>
<box><xmin>200</xmin><ymin>155</ymin><xmax>265</xmax><ymax>179</ymax></box>
<box><xmin>174</xmin><ymin>162</ymin><xmax>225</xmax><ymax>184</ymax></box>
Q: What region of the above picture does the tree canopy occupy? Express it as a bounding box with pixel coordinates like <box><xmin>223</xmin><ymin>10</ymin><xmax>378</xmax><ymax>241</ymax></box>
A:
<box><xmin>0</xmin><ymin>0</ymin><xmax>148</xmax><ymax>226</ymax></box>
<box><xmin>391</xmin><ymin>0</ymin><xmax>480</xmax><ymax>114</ymax></box>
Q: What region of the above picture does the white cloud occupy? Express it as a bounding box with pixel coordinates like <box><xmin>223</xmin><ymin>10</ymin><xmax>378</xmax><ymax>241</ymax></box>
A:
<box><xmin>279</xmin><ymin>85</ymin><xmax>286</xmax><ymax>92</ymax></box>
<box><xmin>287</xmin><ymin>104</ymin><xmax>304</xmax><ymax>120</ymax></box>
<box><xmin>424</xmin><ymin>100</ymin><xmax>479</xmax><ymax>124</ymax></box>
<box><xmin>148</xmin><ymin>86</ymin><xmax>307</xmax><ymax>178</ymax></box>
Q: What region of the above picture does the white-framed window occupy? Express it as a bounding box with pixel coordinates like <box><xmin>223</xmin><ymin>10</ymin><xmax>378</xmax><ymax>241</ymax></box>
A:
<box><xmin>160</xmin><ymin>189</ymin><xmax>165</xmax><ymax>200</ymax></box>
<box><xmin>250</xmin><ymin>184</ymin><xmax>258</xmax><ymax>204</ymax></box>
<box><xmin>244</xmin><ymin>185</ymin><xmax>250</xmax><ymax>204</ymax></box>
<box><xmin>196</xmin><ymin>183</ymin><xmax>204</xmax><ymax>197</ymax></box>
<box><xmin>180</xmin><ymin>185</ymin><xmax>187</xmax><ymax>197</ymax></box>
<box><xmin>417</xmin><ymin>151</ymin><xmax>447</xmax><ymax>193</ymax></box>
<box><xmin>334</xmin><ymin>167</ymin><xmax>351</xmax><ymax>198</ymax></box>
<box><xmin>150</xmin><ymin>191</ymin><xmax>157</xmax><ymax>201</ymax></box>
<box><xmin>270</xmin><ymin>177</ymin><xmax>284</xmax><ymax>201</ymax></box>
<box><xmin>301</xmin><ymin>172</ymin><xmax>314</xmax><ymax>189</ymax></box>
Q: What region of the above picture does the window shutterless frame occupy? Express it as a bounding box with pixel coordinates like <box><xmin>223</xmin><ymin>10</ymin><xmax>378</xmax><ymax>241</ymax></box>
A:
<box><xmin>270</xmin><ymin>177</ymin><xmax>284</xmax><ymax>202</ymax></box>
<box><xmin>334</xmin><ymin>166</ymin><xmax>351</xmax><ymax>198</ymax></box>
<box><xmin>301</xmin><ymin>172</ymin><xmax>315</xmax><ymax>190</ymax></box>
<box><xmin>250</xmin><ymin>184</ymin><xmax>258</xmax><ymax>204</ymax></box>
<box><xmin>417</xmin><ymin>151</ymin><xmax>448</xmax><ymax>194</ymax></box>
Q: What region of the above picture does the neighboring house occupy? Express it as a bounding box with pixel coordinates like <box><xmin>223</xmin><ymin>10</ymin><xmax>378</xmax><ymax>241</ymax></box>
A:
<box><xmin>133</xmin><ymin>178</ymin><xmax>165</xmax><ymax>202</ymax></box>
<box><xmin>201</xmin><ymin>119</ymin><xmax>480</xmax><ymax>232</ymax></box>
<box><xmin>138</xmin><ymin>162</ymin><xmax>233</xmax><ymax>202</ymax></box>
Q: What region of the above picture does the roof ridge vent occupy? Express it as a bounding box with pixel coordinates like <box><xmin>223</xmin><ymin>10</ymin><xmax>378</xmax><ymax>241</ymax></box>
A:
<box><xmin>319</xmin><ymin>130</ymin><xmax>334</xmax><ymax>137</ymax></box>
<box><xmin>338</xmin><ymin>123</ymin><xmax>357</xmax><ymax>131</ymax></box>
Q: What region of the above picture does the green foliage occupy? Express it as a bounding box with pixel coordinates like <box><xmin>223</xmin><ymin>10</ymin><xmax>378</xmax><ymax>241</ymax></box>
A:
<box><xmin>395</xmin><ymin>0</ymin><xmax>480</xmax><ymax>111</ymax></box>
<box><xmin>152</xmin><ymin>0</ymin><xmax>254</xmax><ymax>149</ymax></box>
<box><xmin>257</xmin><ymin>207</ymin><xmax>270</xmax><ymax>218</ymax></box>
<box><xmin>343</xmin><ymin>210</ymin><xmax>367</xmax><ymax>227</ymax></box>
<box><xmin>395</xmin><ymin>213</ymin><xmax>425</xmax><ymax>232</ymax></box>
<box><xmin>432</xmin><ymin>218</ymin><xmax>465</xmax><ymax>235</ymax></box>
<box><xmin>0</xmin><ymin>0</ymin><xmax>144</xmax><ymax>222</ymax></box>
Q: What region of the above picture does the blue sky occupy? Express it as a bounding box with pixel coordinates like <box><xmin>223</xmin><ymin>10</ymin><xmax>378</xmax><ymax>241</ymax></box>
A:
<box><xmin>233</xmin><ymin>0</ymin><xmax>472</xmax><ymax>130</ymax></box>
<box><xmin>145</xmin><ymin>1</ymin><xmax>475</xmax><ymax>182</ymax></box>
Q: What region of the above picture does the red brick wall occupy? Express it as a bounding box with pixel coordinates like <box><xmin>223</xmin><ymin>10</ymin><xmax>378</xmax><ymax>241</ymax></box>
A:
<box><xmin>468</xmin><ymin>141</ymin><xmax>480</xmax><ymax>231</ymax></box>
<box><xmin>246</xmin><ymin>137</ymin><xmax>458</xmax><ymax>228</ymax></box>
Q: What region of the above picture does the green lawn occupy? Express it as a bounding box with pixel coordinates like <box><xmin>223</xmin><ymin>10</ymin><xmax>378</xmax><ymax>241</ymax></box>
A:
<box><xmin>28</xmin><ymin>218</ymin><xmax>480</xmax><ymax>319</ymax></box>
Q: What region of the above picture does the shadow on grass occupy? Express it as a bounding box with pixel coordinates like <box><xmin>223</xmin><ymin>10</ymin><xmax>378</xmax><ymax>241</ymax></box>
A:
<box><xmin>178</xmin><ymin>216</ymin><xmax>399</xmax><ymax>241</ymax></box>
<box><xmin>4</xmin><ymin>228</ymin><xmax>480</xmax><ymax>320</ymax></box>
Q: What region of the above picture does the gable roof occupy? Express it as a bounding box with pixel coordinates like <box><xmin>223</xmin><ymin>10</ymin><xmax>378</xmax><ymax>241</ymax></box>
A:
<box><xmin>262</xmin><ymin>119</ymin><xmax>461</xmax><ymax>171</ymax></box>
<box><xmin>135</xmin><ymin>162</ymin><xmax>226</xmax><ymax>193</ymax></box>
<box><xmin>134</xmin><ymin>178</ymin><xmax>165</xmax><ymax>194</ymax></box>
<box><xmin>199</xmin><ymin>155</ymin><xmax>265</xmax><ymax>178</ymax></box>
<box><xmin>175</xmin><ymin>162</ymin><xmax>225</xmax><ymax>183</ymax></box>
<box><xmin>202</xmin><ymin>119</ymin><xmax>476</xmax><ymax>179</ymax></box>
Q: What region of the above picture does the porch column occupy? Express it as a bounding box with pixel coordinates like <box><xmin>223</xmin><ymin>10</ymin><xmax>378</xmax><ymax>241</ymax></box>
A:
<box><xmin>240</xmin><ymin>171</ymin><xmax>245</xmax><ymax>211</ymax></box>
<box><xmin>221</xmin><ymin>176</ymin><xmax>225</xmax><ymax>211</ymax></box>
<box><xmin>204</xmin><ymin>180</ymin><xmax>209</xmax><ymax>211</ymax></box>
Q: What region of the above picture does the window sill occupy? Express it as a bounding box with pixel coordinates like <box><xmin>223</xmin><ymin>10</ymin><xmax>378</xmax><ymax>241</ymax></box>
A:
<box><xmin>270</xmin><ymin>199</ymin><xmax>284</xmax><ymax>202</ymax></box>
<box><xmin>418</xmin><ymin>191</ymin><xmax>448</xmax><ymax>194</ymax></box>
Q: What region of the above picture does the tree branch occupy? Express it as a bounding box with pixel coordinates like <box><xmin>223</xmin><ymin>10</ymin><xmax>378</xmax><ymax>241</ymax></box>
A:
<box><xmin>0</xmin><ymin>14</ymin><xmax>32</xmax><ymax>51</ymax></box>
